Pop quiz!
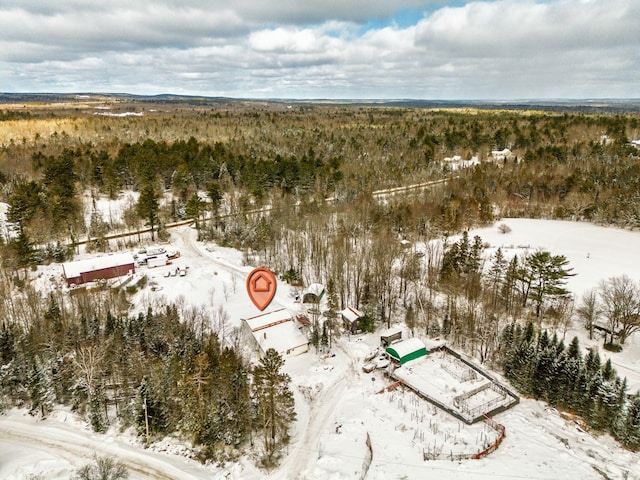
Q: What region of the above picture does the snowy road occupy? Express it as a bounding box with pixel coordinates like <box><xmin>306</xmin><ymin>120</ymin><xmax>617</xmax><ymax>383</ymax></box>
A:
<box><xmin>0</xmin><ymin>411</ymin><xmax>217</xmax><ymax>480</ymax></box>
<box><xmin>271</xmin><ymin>344</ymin><xmax>359</xmax><ymax>479</ymax></box>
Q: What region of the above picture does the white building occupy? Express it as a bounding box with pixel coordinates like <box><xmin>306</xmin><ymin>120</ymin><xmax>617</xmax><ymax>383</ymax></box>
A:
<box><xmin>490</xmin><ymin>148</ymin><xmax>513</xmax><ymax>161</ymax></box>
<box><xmin>243</xmin><ymin>308</ymin><xmax>309</xmax><ymax>359</ymax></box>
<box><xmin>443</xmin><ymin>155</ymin><xmax>480</xmax><ymax>171</ymax></box>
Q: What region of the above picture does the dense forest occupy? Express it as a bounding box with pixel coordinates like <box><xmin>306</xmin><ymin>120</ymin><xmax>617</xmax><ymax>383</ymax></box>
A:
<box><xmin>1</xmin><ymin>99</ymin><xmax>640</xmax><ymax>460</ymax></box>
<box><xmin>0</xmin><ymin>286</ymin><xmax>295</xmax><ymax>465</ymax></box>
<box><xmin>1</xmin><ymin>103</ymin><xmax>639</xmax><ymax>243</ymax></box>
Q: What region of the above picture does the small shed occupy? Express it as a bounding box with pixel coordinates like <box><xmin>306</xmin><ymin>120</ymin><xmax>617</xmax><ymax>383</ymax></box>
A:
<box><xmin>380</xmin><ymin>326</ymin><xmax>403</xmax><ymax>347</ymax></box>
<box><xmin>386</xmin><ymin>338</ymin><xmax>427</xmax><ymax>365</ymax></box>
<box><xmin>62</xmin><ymin>252</ymin><xmax>136</xmax><ymax>287</ymax></box>
<box><xmin>340</xmin><ymin>307</ymin><xmax>364</xmax><ymax>334</ymax></box>
<box><xmin>303</xmin><ymin>283</ymin><xmax>325</xmax><ymax>304</ymax></box>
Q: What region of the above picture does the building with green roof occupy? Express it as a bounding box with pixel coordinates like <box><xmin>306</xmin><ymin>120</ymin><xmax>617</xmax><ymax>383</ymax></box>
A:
<box><xmin>386</xmin><ymin>338</ymin><xmax>427</xmax><ymax>365</ymax></box>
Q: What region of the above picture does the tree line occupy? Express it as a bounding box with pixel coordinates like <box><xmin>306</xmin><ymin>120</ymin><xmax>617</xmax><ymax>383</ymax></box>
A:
<box><xmin>501</xmin><ymin>323</ymin><xmax>640</xmax><ymax>450</ymax></box>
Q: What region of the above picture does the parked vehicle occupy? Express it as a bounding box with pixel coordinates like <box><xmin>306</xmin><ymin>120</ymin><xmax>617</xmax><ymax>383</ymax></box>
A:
<box><xmin>146</xmin><ymin>254</ymin><xmax>168</xmax><ymax>268</ymax></box>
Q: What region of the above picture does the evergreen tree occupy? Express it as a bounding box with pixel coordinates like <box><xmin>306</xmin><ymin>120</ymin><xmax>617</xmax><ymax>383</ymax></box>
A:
<box><xmin>321</xmin><ymin>322</ymin><xmax>329</xmax><ymax>352</ymax></box>
<box><xmin>458</xmin><ymin>231</ymin><xmax>470</xmax><ymax>270</ymax></box>
<box><xmin>324</xmin><ymin>282</ymin><xmax>340</xmax><ymax>347</ymax></box>
<box><xmin>185</xmin><ymin>193</ymin><xmax>204</xmax><ymax>230</ymax></box>
<box><xmin>602</xmin><ymin>358</ymin><xmax>616</xmax><ymax>382</ymax></box>
<box><xmin>89</xmin><ymin>384</ymin><xmax>107</xmax><ymax>433</ymax></box>
<box><xmin>41</xmin><ymin>149</ymin><xmax>82</xmax><ymax>234</ymax></box>
<box><xmin>585</xmin><ymin>348</ymin><xmax>602</xmax><ymax>377</ymax></box>
<box><xmin>557</xmin><ymin>336</ymin><xmax>582</xmax><ymax>408</ymax></box>
<box><xmin>468</xmin><ymin>234</ymin><xmax>483</xmax><ymax>274</ymax></box>
<box><xmin>0</xmin><ymin>321</ymin><xmax>18</xmax><ymax>365</ymax></box>
<box><xmin>358</xmin><ymin>313</ymin><xmax>376</xmax><ymax>333</ymax></box>
<box><xmin>498</xmin><ymin>323</ymin><xmax>516</xmax><ymax>360</ymax></box>
<box><xmin>311</xmin><ymin>321</ymin><xmax>320</xmax><ymax>351</ymax></box>
<box><xmin>566</xmin><ymin>336</ymin><xmax>581</xmax><ymax>360</ymax></box>
<box><xmin>440</xmin><ymin>241</ymin><xmax>461</xmax><ymax>282</ymax></box>
<box><xmin>533</xmin><ymin>332</ymin><xmax>555</xmax><ymax>400</ymax></box>
<box><xmin>9</xmin><ymin>231</ymin><xmax>35</xmax><ymax>274</ymax></box>
<box><xmin>27</xmin><ymin>357</ymin><xmax>54</xmax><ymax>418</ymax></box>
<box><xmin>136</xmin><ymin>184</ymin><xmax>160</xmax><ymax>241</ymax></box>
<box><xmin>137</xmin><ymin>376</ymin><xmax>168</xmax><ymax>442</ymax></box>
<box><xmin>620</xmin><ymin>394</ymin><xmax>640</xmax><ymax>449</ymax></box>
<box><xmin>252</xmin><ymin>349</ymin><xmax>296</xmax><ymax>467</ymax></box>
<box><xmin>522</xmin><ymin>250</ymin><xmax>575</xmax><ymax>317</ymax></box>
<box><xmin>486</xmin><ymin>248</ymin><xmax>507</xmax><ymax>307</ymax></box>
<box><xmin>504</xmin><ymin>337</ymin><xmax>536</xmax><ymax>394</ymax></box>
<box><xmin>6</xmin><ymin>180</ymin><xmax>42</xmax><ymax>235</ymax></box>
<box><xmin>501</xmin><ymin>255</ymin><xmax>520</xmax><ymax>313</ymax></box>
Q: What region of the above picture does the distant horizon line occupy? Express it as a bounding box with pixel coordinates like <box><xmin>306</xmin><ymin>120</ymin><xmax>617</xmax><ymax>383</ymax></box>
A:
<box><xmin>1</xmin><ymin>92</ymin><xmax>640</xmax><ymax>102</ymax></box>
<box><xmin>2</xmin><ymin>93</ymin><xmax>640</xmax><ymax>112</ymax></box>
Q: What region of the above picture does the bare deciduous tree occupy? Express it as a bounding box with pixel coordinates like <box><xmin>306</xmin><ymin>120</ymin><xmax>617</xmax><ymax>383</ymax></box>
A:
<box><xmin>598</xmin><ymin>275</ymin><xmax>640</xmax><ymax>345</ymax></box>
<box><xmin>576</xmin><ymin>289</ymin><xmax>601</xmax><ymax>340</ymax></box>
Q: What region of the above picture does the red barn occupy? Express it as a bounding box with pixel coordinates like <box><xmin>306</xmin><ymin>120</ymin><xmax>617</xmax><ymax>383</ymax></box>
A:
<box><xmin>62</xmin><ymin>252</ymin><xmax>135</xmax><ymax>287</ymax></box>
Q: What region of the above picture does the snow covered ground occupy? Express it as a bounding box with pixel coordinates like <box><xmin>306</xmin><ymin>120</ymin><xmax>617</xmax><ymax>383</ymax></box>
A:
<box><xmin>467</xmin><ymin>218</ymin><xmax>640</xmax><ymax>299</ymax></box>
<box><xmin>3</xmin><ymin>218</ymin><xmax>640</xmax><ymax>479</ymax></box>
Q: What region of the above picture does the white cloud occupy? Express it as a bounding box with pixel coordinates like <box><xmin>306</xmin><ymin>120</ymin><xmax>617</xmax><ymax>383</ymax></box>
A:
<box><xmin>0</xmin><ymin>0</ymin><xmax>638</xmax><ymax>99</ymax></box>
<box><xmin>415</xmin><ymin>0</ymin><xmax>638</xmax><ymax>55</ymax></box>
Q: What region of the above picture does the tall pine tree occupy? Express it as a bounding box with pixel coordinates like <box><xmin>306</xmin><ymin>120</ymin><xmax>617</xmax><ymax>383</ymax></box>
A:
<box><xmin>252</xmin><ymin>349</ymin><xmax>296</xmax><ymax>467</ymax></box>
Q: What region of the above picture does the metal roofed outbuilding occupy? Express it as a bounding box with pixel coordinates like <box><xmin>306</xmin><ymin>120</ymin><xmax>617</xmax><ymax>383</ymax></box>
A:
<box><xmin>62</xmin><ymin>252</ymin><xmax>135</xmax><ymax>287</ymax></box>
<box><xmin>386</xmin><ymin>338</ymin><xmax>427</xmax><ymax>365</ymax></box>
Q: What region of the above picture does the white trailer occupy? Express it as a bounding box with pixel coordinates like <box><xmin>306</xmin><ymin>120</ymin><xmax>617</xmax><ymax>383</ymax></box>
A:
<box><xmin>146</xmin><ymin>254</ymin><xmax>168</xmax><ymax>268</ymax></box>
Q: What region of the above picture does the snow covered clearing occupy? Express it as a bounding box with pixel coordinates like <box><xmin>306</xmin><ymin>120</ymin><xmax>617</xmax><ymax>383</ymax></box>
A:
<box><xmin>467</xmin><ymin>218</ymin><xmax>640</xmax><ymax>298</ymax></box>
<box><xmin>3</xmin><ymin>218</ymin><xmax>640</xmax><ymax>479</ymax></box>
<box><xmin>83</xmin><ymin>190</ymin><xmax>139</xmax><ymax>227</ymax></box>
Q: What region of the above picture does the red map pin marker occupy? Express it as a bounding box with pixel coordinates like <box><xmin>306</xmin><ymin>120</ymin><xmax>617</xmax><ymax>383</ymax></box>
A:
<box><xmin>246</xmin><ymin>267</ymin><xmax>277</xmax><ymax>311</ymax></box>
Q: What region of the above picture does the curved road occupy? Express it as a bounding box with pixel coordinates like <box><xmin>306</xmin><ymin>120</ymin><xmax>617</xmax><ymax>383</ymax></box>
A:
<box><xmin>0</xmin><ymin>411</ymin><xmax>214</xmax><ymax>479</ymax></box>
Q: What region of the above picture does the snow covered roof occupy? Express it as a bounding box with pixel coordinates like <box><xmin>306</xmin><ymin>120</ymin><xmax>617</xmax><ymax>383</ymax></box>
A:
<box><xmin>304</xmin><ymin>283</ymin><xmax>325</xmax><ymax>298</ymax></box>
<box><xmin>243</xmin><ymin>308</ymin><xmax>308</xmax><ymax>357</ymax></box>
<box><xmin>380</xmin><ymin>325</ymin><xmax>403</xmax><ymax>337</ymax></box>
<box><xmin>251</xmin><ymin>319</ymin><xmax>308</xmax><ymax>356</ymax></box>
<box><xmin>340</xmin><ymin>307</ymin><xmax>363</xmax><ymax>323</ymax></box>
<box><xmin>491</xmin><ymin>148</ymin><xmax>511</xmax><ymax>156</ymax></box>
<box><xmin>62</xmin><ymin>252</ymin><xmax>135</xmax><ymax>279</ymax></box>
<box><xmin>443</xmin><ymin>156</ymin><xmax>480</xmax><ymax>170</ymax></box>
<box><xmin>244</xmin><ymin>308</ymin><xmax>293</xmax><ymax>331</ymax></box>
<box><xmin>386</xmin><ymin>338</ymin><xmax>427</xmax><ymax>364</ymax></box>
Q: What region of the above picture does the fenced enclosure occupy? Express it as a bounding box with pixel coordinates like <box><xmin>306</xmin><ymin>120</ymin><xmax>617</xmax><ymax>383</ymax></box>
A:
<box><xmin>388</xmin><ymin>345</ymin><xmax>519</xmax><ymax>424</ymax></box>
<box><xmin>379</xmin><ymin>386</ymin><xmax>504</xmax><ymax>461</ymax></box>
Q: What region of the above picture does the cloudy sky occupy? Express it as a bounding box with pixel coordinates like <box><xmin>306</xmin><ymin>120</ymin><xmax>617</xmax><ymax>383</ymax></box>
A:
<box><xmin>1</xmin><ymin>0</ymin><xmax>638</xmax><ymax>99</ymax></box>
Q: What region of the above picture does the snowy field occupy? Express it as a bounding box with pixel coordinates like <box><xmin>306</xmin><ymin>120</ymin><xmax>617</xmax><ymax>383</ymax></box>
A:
<box><xmin>2</xmin><ymin>218</ymin><xmax>640</xmax><ymax>479</ymax></box>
